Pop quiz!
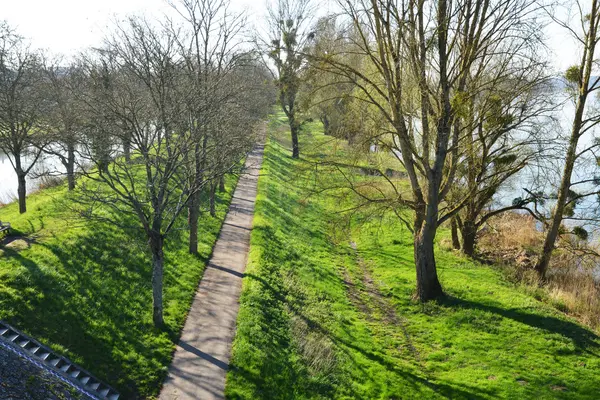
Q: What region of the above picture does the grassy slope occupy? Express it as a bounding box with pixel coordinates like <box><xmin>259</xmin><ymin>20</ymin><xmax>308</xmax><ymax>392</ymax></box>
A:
<box><xmin>0</xmin><ymin>175</ymin><xmax>237</xmax><ymax>399</ymax></box>
<box><xmin>226</xmin><ymin>115</ymin><xmax>600</xmax><ymax>400</ymax></box>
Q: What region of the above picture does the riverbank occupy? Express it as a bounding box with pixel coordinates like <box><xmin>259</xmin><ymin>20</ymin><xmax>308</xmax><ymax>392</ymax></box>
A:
<box><xmin>0</xmin><ymin>150</ymin><xmax>66</xmax><ymax>205</ymax></box>
<box><xmin>477</xmin><ymin>212</ymin><xmax>600</xmax><ymax>332</ymax></box>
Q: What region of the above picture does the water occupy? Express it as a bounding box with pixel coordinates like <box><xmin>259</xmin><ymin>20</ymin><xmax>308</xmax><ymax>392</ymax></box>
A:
<box><xmin>0</xmin><ymin>150</ymin><xmax>65</xmax><ymax>204</ymax></box>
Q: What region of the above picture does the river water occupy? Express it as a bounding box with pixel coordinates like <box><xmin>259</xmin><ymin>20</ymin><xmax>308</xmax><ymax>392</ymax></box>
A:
<box><xmin>0</xmin><ymin>151</ymin><xmax>65</xmax><ymax>204</ymax></box>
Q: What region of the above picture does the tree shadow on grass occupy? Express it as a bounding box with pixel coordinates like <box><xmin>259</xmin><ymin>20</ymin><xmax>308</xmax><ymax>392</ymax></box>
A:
<box><xmin>231</xmin><ymin>144</ymin><xmax>494</xmax><ymax>399</ymax></box>
<box><xmin>0</xmin><ymin>222</ymin><xmax>173</xmax><ymax>399</ymax></box>
<box><xmin>251</xmin><ymin>273</ymin><xmax>496</xmax><ymax>399</ymax></box>
<box><xmin>233</xmin><ymin>219</ymin><xmax>496</xmax><ymax>400</ymax></box>
<box><xmin>440</xmin><ymin>295</ymin><xmax>600</xmax><ymax>356</ymax></box>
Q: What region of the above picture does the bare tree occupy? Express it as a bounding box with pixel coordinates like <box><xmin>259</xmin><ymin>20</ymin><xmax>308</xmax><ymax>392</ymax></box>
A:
<box><xmin>75</xmin><ymin>17</ymin><xmax>199</xmax><ymax>328</ymax></box>
<box><xmin>42</xmin><ymin>59</ymin><xmax>83</xmax><ymax>190</ymax></box>
<box><xmin>536</xmin><ymin>0</ymin><xmax>600</xmax><ymax>278</ymax></box>
<box><xmin>0</xmin><ymin>22</ymin><xmax>48</xmax><ymax>213</ymax></box>
<box><xmin>262</xmin><ymin>0</ymin><xmax>313</xmax><ymax>158</ymax></box>
<box><xmin>169</xmin><ymin>0</ymin><xmax>250</xmax><ymax>254</ymax></box>
<box><xmin>312</xmin><ymin>0</ymin><xmax>547</xmax><ymax>300</ymax></box>
<box><xmin>203</xmin><ymin>56</ymin><xmax>275</xmax><ymax>215</ymax></box>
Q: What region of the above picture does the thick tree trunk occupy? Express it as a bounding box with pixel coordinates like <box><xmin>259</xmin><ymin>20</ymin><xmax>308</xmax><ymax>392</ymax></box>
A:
<box><xmin>218</xmin><ymin>176</ymin><xmax>225</xmax><ymax>192</ymax></box>
<box><xmin>461</xmin><ymin>221</ymin><xmax>477</xmax><ymax>257</ymax></box>
<box><xmin>414</xmin><ymin>216</ymin><xmax>444</xmax><ymax>301</ymax></box>
<box><xmin>291</xmin><ymin>126</ymin><xmax>299</xmax><ymax>158</ymax></box>
<box><xmin>414</xmin><ymin>206</ymin><xmax>444</xmax><ymax>301</ymax></box>
<box><xmin>288</xmin><ymin>114</ymin><xmax>300</xmax><ymax>159</ymax></box>
<box><xmin>67</xmin><ymin>143</ymin><xmax>76</xmax><ymax>190</ymax></box>
<box><xmin>149</xmin><ymin>232</ymin><xmax>165</xmax><ymax>328</ymax></box>
<box><xmin>451</xmin><ymin>217</ymin><xmax>461</xmax><ymax>250</ymax></box>
<box><xmin>209</xmin><ymin>181</ymin><xmax>216</xmax><ymax>217</ymax></box>
<box><xmin>17</xmin><ymin>172</ymin><xmax>26</xmax><ymax>214</ymax></box>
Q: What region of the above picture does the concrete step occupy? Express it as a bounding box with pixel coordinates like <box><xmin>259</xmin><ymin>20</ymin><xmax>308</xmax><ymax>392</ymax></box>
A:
<box><xmin>1</xmin><ymin>311</ymin><xmax>121</xmax><ymax>399</ymax></box>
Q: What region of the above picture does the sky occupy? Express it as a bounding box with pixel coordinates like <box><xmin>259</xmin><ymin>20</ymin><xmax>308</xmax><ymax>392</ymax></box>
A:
<box><xmin>0</xmin><ymin>0</ymin><xmax>262</xmax><ymax>56</ymax></box>
<box><xmin>0</xmin><ymin>0</ymin><xmax>583</xmax><ymax>72</ymax></box>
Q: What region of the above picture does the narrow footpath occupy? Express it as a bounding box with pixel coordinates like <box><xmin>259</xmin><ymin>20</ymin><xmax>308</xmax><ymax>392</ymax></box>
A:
<box><xmin>159</xmin><ymin>142</ymin><xmax>264</xmax><ymax>400</ymax></box>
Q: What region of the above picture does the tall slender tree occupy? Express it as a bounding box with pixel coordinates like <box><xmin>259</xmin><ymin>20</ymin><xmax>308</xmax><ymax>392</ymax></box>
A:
<box><xmin>263</xmin><ymin>0</ymin><xmax>313</xmax><ymax>158</ymax></box>
<box><xmin>170</xmin><ymin>0</ymin><xmax>248</xmax><ymax>254</ymax></box>
<box><xmin>536</xmin><ymin>0</ymin><xmax>600</xmax><ymax>279</ymax></box>
<box><xmin>75</xmin><ymin>18</ymin><xmax>199</xmax><ymax>328</ymax></box>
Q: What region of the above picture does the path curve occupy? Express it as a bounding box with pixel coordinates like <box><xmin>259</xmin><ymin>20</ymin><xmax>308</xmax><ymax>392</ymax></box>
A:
<box><xmin>159</xmin><ymin>142</ymin><xmax>264</xmax><ymax>400</ymax></box>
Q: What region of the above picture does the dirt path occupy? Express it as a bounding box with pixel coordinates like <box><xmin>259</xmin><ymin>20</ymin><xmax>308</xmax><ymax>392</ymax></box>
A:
<box><xmin>345</xmin><ymin>241</ymin><xmax>420</xmax><ymax>362</ymax></box>
<box><xmin>159</xmin><ymin>143</ymin><xmax>264</xmax><ymax>400</ymax></box>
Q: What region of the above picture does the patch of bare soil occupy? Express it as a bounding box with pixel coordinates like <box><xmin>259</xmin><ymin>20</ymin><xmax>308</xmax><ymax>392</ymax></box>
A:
<box><xmin>1</xmin><ymin>236</ymin><xmax>37</xmax><ymax>251</ymax></box>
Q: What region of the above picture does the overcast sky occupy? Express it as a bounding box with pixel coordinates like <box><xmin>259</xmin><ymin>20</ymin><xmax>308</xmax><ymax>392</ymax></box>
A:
<box><xmin>0</xmin><ymin>0</ymin><xmax>581</xmax><ymax>72</ymax></box>
<box><xmin>0</xmin><ymin>0</ymin><xmax>261</xmax><ymax>55</ymax></box>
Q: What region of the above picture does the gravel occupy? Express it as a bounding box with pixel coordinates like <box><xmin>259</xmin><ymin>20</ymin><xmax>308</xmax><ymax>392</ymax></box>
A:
<box><xmin>0</xmin><ymin>344</ymin><xmax>95</xmax><ymax>400</ymax></box>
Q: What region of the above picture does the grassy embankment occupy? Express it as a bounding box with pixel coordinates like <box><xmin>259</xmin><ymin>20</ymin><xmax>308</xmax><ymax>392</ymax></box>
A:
<box><xmin>0</xmin><ymin>172</ymin><xmax>238</xmax><ymax>398</ymax></box>
<box><xmin>226</xmin><ymin>114</ymin><xmax>600</xmax><ymax>399</ymax></box>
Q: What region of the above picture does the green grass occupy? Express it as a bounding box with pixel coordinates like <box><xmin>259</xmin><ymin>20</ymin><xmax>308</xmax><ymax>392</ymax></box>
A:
<box><xmin>0</xmin><ymin>175</ymin><xmax>238</xmax><ymax>399</ymax></box>
<box><xmin>226</xmin><ymin>114</ymin><xmax>600</xmax><ymax>399</ymax></box>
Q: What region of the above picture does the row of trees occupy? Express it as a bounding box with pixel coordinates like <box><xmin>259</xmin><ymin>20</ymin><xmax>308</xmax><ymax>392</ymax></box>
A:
<box><xmin>0</xmin><ymin>0</ymin><xmax>274</xmax><ymax>327</ymax></box>
<box><xmin>267</xmin><ymin>0</ymin><xmax>600</xmax><ymax>300</ymax></box>
<box><xmin>3</xmin><ymin>0</ymin><xmax>599</xmax><ymax>322</ymax></box>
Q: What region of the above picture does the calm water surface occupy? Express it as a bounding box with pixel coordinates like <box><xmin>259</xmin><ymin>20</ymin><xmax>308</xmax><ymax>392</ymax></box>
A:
<box><xmin>0</xmin><ymin>151</ymin><xmax>64</xmax><ymax>204</ymax></box>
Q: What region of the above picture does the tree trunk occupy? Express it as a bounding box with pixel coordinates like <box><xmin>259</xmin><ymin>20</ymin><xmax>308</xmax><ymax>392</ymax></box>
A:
<box><xmin>289</xmin><ymin>115</ymin><xmax>300</xmax><ymax>159</ymax></box>
<box><xmin>535</xmin><ymin>2</ymin><xmax>598</xmax><ymax>279</ymax></box>
<box><xmin>461</xmin><ymin>221</ymin><xmax>477</xmax><ymax>257</ymax></box>
<box><xmin>291</xmin><ymin>127</ymin><xmax>299</xmax><ymax>158</ymax></box>
<box><xmin>414</xmin><ymin>210</ymin><xmax>444</xmax><ymax>301</ymax></box>
<box><xmin>535</xmin><ymin>131</ymin><xmax>579</xmax><ymax>278</ymax></box>
<box><xmin>17</xmin><ymin>172</ymin><xmax>26</xmax><ymax>214</ymax></box>
<box><xmin>188</xmin><ymin>191</ymin><xmax>200</xmax><ymax>254</ymax></box>
<box><xmin>219</xmin><ymin>176</ymin><xmax>225</xmax><ymax>192</ymax></box>
<box><xmin>188</xmin><ymin>141</ymin><xmax>203</xmax><ymax>255</ymax></box>
<box><xmin>99</xmin><ymin>158</ymin><xmax>109</xmax><ymax>174</ymax></box>
<box><xmin>451</xmin><ymin>217</ymin><xmax>461</xmax><ymax>250</ymax></box>
<box><xmin>209</xmin><ymin>181</ymin><xmax>216</xmax><ymax>217</ymax></box>
<box><xmin>149</xmin><ymin>232</ymin><xmax>165</xmax><ymax>328</ymax></box>
<box><xmin>321</xmin><ymin>114</ymin><xmax>330</xmax><ymax>135</ymax></box>
<box><xmin>123</xmin><ymin>137</ymin><xmax>131</xmax><ymax>162</ymax></box>
<box><xmin>67</xmin><ymin>143</ymin><xmax>76</xmax><ymax>190</ymax></box>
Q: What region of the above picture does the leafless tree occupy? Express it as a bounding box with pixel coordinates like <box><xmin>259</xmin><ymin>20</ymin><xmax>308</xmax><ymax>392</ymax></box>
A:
<box><xmin>42</xmin><ymin>58</ymin><xmax>84</xmax><ymax>190</ymax></box>
<box><xmin>169</xmin><ymin>0</ymin><xmax>252</xmax><ymax>254</ymax></box>
<box><xmin>261</xmin><ymin>0</ymin><xmax>314</xmax><ymax>158</ymax></box>
<box><xmin>312</xmin><ymin>0</ymin><xmax>548</xmax><ymax>301</ymax></box>
<box><xmin>0</xmin><ymin>22</ymin><xmax>48</xmax><ymax>213</ymax></box>
<box><xmin>536</xmin><ymin>0</ymin><xmax>600</xmax><ymax>278</ymax></box>
<box><xmin>75</xmin><ymin>17</ymin><xmax>199</xmax><ymax>328</ymax></box>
